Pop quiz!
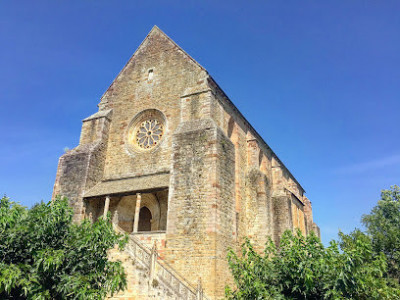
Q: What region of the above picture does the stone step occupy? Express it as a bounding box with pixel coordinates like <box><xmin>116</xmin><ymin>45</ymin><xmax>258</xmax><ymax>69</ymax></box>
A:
<box><xmin>107</xmin><ymin>240</ymin><xmax>201</xmax><ymax>300</ymax></box>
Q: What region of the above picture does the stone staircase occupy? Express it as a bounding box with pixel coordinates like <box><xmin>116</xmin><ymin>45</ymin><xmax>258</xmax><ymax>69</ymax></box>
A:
<box><xmin>108</xmin><ymin>235</ymin><xmax>208</xmax><ymax>300</ymax></box>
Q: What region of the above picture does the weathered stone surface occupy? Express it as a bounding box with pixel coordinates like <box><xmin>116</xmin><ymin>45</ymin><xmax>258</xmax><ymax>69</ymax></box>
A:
<box><xmin>52</xmin><ymin>26</ymin><xmax>319</xmax><ymax>299</ymax></box>
<box><xmin>165</xmin><ymin>118</ymin><xmax>235</xmax><ymax>298</ymax></box>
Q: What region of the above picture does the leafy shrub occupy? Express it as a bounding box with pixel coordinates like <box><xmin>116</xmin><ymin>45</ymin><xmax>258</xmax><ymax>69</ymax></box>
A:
<box><xmin>0</xmin><ymin>196</ymin><xmax>127</xmax><ymax>299</ymax></box>
<box><xmin>226</xmin><ymin>230</ymin><xmax>400</xmax><ymax>299</ymax></box>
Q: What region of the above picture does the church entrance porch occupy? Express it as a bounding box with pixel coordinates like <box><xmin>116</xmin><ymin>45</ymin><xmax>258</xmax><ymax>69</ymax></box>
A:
<box><xmin>84</xmin><ymin>189</ymin><xmax>168</xmax><ymax>235</ymax></box>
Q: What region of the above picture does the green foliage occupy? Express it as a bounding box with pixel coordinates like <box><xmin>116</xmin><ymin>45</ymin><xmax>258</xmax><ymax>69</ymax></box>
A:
<box><xmin>362</xmin><ymin>185</ymin><xmax>400</xmax><ymax>281</ymax></box>
<box><xmin>334</xmin><ymin>230</ymin><xmax>398</xmax><ymax>299</ymax></box>
<box><xmin>0</xmin><ymin>196</ymin><xmax>127</xmax><ymax>299</ymax></box>
<box><xmin>226</xmin><ymin>230</ymin><xmax>400</xmax><ymax>299</ymax></box>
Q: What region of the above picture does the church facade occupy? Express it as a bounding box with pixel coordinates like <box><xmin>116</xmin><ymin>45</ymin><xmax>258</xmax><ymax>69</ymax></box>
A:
<box><xmin>53</xmin><ymin>26</ymin><xmax>319</xmax><ymax>299</ymax></box>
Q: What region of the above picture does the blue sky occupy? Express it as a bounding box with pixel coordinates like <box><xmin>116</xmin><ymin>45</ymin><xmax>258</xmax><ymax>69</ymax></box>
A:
<box><xmin>1</xmin><ymin>1</ymin><xmax>399</xmax><ymax>245</ymax></box>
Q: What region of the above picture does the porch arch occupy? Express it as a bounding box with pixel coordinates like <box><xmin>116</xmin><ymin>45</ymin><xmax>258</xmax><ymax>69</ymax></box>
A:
<box><xmin>139</xmin><ymin>193</ymin><xmax>161</xmax><ymax>231</ymax></box>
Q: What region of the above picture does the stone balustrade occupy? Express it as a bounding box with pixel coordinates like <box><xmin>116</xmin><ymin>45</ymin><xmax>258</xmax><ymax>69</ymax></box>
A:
<box><xmin>126</xmin><ymin>235</ymin><xmax>208</xmax><ymax>300</ymax></box>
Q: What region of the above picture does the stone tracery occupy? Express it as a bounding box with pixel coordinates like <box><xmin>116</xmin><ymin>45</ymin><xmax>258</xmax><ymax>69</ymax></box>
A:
<box><xmin>136</xmin><ymin>119</ymin><xmax>164</xmax><ymax>149</ymax></box>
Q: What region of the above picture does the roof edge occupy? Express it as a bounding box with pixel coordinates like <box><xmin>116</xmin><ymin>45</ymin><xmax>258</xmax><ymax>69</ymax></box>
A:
<box><xmin>207</xmin><ymin>75</ymin><xmax>306</xmax><ymax>194</ymax></box>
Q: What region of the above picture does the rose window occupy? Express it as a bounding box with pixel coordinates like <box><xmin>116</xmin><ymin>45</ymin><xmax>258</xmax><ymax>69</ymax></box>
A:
<box><xmin>126</xmin><ymin>109</ymin><xmax>166</xmax><ymax>154</ymax></box>
<box><xmin>135</xmin><ymin>119</ymin><xmax>164</xmax><ymax>149</ymax></box>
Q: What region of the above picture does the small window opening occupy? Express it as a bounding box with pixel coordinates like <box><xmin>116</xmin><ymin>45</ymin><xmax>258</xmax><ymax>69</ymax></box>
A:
<box><xmin>148</xmin><ymin>69</ymin><xmax>154</xmax><ymax>81</ymax></box>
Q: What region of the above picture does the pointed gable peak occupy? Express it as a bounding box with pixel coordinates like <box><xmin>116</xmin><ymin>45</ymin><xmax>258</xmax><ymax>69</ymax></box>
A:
<box><xmin>139</xmin><ymin>25</ymin><xmax>205</xmax><ymax>71</ymax></box>
<box><xmin>149</xmin><ymin>25</ymin><xmax>163</xmax><ymax>35</ymax></box>
<box><xmin>98</xmin><ymin>26</ymin><xmax>207</xmax><ymax>109</ymax></box>
<box><xmin>143</xmin><ymin>25</ymin><xmax>173</xmax><ymax>45</ymax></box>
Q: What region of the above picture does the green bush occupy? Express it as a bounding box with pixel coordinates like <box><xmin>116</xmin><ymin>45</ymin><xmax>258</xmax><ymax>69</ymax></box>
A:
<box><xmin>362</xmin><ymin>185</ymin><xmax>400</xmax><ymax>281</ymax></box>
<box><xmin>0</xmin><ymin>196</ymin><xmax>127</xmax><ymax>299</ymax></box>
<box><xmin>226</xmin><ymin>230</ymin><xmax>400</xmax><ymax>299</ymax></box>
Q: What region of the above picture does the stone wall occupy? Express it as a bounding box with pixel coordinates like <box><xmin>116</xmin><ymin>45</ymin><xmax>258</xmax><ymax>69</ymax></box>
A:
<box><xmin>166</xmin><ymin>119</ymin><xmax>235</xmax><ymax>299</ymax></box>
<box><xmin>133</xmin><ymin>232</ymin><xmax>167</xmax><ymax>259</ymax></box>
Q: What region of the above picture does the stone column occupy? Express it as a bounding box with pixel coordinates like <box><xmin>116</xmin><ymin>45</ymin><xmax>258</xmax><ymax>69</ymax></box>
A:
<box><xmin>133</xmin><ymin>193</ymin><xmax>141</xmax><ymax>233</ymax></box>
<box><xmin>103</xmin><ymin>195</ymin><xmax>110</xmax><ymax>218</ymax></box>
<box><xmin>149</xmin><ymin>242</ymin><xmax>158</xmax><ymax>283</ymax></box>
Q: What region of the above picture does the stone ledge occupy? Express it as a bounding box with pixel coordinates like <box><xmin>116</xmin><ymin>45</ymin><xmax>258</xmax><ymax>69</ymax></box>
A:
<box><xmin>83</xmin><ymin>109</ymin><xmax>113</xmax><ymax>122</ymax></box>
<box><xmin>84</xmin><ymin>173</ymin><xmax>170</xmax><ymax>198</ymax></box>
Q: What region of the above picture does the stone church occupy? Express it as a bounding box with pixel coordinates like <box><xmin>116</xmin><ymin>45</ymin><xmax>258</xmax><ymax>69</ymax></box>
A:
<box><xmin>53</xmin><ymin>26</ymin><xmax>319</xmax><ymax>299</ymax></box>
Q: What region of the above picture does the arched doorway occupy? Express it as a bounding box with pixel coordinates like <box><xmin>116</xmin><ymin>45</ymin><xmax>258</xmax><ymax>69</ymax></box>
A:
<box><xmin>116</xmin><ymin>193</ymin><xmax>161</xmax><ymax>233</ymax></box>
<box><xmin>138</xmin><ymin>206</ymin><xmax>152</xmax><ymax>232</ymax></box>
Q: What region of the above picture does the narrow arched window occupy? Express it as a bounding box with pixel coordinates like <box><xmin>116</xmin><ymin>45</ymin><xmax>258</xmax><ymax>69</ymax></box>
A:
<box><xmin>148</xmin><ymin>69</ymin><xmax>154</xmax><ymax>82</ymax></box>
